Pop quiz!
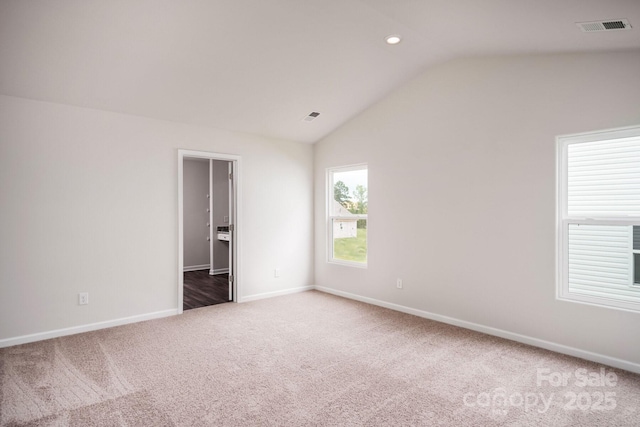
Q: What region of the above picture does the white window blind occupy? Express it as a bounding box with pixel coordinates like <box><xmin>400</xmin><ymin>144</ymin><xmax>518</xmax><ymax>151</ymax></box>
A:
<box><xmin>568</xmin><ymin>224</ymin><xmax>639</xmax><ymax>302</ymax></box>
<box><xmin>567</xmin><ymin>136</ymin><xmax>640</xmax><ymax>217</ymax></box>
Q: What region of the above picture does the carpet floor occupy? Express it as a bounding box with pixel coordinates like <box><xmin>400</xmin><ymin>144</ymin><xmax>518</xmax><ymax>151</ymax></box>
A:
<box><xmin>1</xmin><ymin>290</ymin><xmax>639</xmax><ymax>426</ymax></box>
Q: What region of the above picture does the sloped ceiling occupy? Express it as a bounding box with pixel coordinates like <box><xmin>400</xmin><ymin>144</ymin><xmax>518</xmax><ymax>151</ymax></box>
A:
<box><xmin>1</xmin><ymin>0</ymin><xmax>639</xmax><ymax>143</ymax></box>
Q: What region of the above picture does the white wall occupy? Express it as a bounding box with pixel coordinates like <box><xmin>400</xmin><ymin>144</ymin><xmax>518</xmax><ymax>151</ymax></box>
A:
<box><xmin>183</xmin><ymin>159</ymin><xmax>210</xmax><ymax>268</ymax></box>
<box><xmin>0</xmin><ymin>95</ymin><xmax>314</xmax><ymax>342</ymax></box>
<box><xmin>314</xmin><ymin>51</ymin><xmax>640</xmax><ymax>365</ymax></box>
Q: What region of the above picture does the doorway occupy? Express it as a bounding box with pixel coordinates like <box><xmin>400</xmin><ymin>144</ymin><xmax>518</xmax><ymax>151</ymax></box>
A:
<box><xmin>178</xmin><ymin>150</ymin><xmax>240</xmax><ymax>313</ymax></box>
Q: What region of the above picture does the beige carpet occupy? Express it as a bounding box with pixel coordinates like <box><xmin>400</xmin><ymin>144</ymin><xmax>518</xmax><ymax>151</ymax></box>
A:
<box><xmin>1</xmin><ymin>290</ymin><xmax>639</xmax><ymax>426</ymax></box>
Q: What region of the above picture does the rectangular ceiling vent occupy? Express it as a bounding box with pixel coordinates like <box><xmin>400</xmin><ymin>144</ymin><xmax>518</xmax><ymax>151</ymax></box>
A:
<box><xmin>577</xmin><ymin>19</ymin><xmax>631</xmax><ymax>32</ymax></box>
<box><xmin>303</xmin><ymin>112</ymin><xmax>321</xmax><ymax>123</ymax></box>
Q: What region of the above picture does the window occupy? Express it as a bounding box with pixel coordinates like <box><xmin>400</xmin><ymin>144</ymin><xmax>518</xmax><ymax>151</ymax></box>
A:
<box><xmin>557</xmin><ymin>126</ymin><xmax>640</xmax><ymax>312</ymax></box>
<box><xmin>327</xmin><ymin>164</ymin><xmax>368</xmax><ymax>267</ymax></box>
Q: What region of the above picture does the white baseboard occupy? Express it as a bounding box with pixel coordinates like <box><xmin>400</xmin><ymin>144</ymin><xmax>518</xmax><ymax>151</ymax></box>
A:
<box><xmin>184</xmin><ymin>264</ymin><xmax>210</xmax><ymax>272</ymax></box>
<box><xmin>209</xmin><ymin>268</ymin><xmax>229</xmax><ymax>275</ymax></box>
<box><xmin>314</xmin><ymin>286</ymin><xmax>640</xmax><ymax>375</ymax></box>
<box><xmin>0</xmin><ymin>309</ymin><xmax>178</xmax><ymax>348</ymax></box>
<box><xmin>240</xmin><ymin>285</ymin><xmax>315</xmax><ymax>303</ymax></box>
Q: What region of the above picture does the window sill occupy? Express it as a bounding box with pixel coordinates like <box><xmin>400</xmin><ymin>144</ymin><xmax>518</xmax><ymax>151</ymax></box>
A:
<box><xmin>557</xmin><ymin>292</ymin><xmax>640</xmax><ymax>315</ymax></box>
<box><xmin>328</xmin><ymin>259</ymin><xmax>368</xmax><ymax>269</ymax></box>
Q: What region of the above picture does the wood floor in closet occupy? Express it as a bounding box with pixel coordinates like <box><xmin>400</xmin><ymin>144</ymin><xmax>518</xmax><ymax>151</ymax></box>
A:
<box><xmin>183</xmin><ymin>270</ymin><xmax>230</xmax><ymax>310</ymax></box>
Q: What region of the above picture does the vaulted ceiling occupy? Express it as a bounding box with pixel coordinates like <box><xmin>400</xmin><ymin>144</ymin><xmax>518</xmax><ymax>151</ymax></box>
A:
<box><xmin>1</xmin><ymin>0</ymin><xmax>639</xmax><ymax>143</ymax></box>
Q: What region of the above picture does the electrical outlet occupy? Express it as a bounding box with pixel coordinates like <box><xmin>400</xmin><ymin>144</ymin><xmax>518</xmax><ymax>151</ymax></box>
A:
<box><xmin>396</xmin><ymin>278</ymin><xmax>403</xmax><ymax>289</ymax></box>
<box><xmin>224</xmin><ymin>215</ymin><xmax>229</xmax><ymax>223</ymax></box>
<box><xmin>78</xmin><ymin>292</ymin><xmax>89</xmax><ymax>305</ymax></box>
<box><xmin>274</xmin><ymin>268</ymin><xmax>280</xmax><ymax>278</ymax></box>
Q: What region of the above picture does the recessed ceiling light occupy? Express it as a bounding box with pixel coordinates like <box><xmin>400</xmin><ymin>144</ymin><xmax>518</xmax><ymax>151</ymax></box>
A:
<box><xmin>385</xmin><ymin>35</ymin><xmax>402</xmax><ymax>45</ymax></box>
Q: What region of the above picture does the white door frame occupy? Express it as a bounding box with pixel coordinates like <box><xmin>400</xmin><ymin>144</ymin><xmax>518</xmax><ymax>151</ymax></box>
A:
<box><xmin>178</xmin><ymin>149</ymin><xmax>241</xmax><ymax>313</ymax></box>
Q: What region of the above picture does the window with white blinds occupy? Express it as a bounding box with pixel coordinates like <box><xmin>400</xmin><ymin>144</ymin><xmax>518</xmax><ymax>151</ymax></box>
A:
<box><xmin>558</xmin><ymin>126</ymin><xmax>640</xmax><ymax>313</ymax></box>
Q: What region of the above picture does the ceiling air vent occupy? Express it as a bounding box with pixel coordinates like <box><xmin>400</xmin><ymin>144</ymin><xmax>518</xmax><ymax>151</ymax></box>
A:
<box><xmin>303</xmin><ymin>112</ymin><xmax>321</xmax><ymax>123</ymax></box>
<box><xmin>577</xmin><ymin>19</ymin><xmax>631</xmax><ymax>32</ymax></box>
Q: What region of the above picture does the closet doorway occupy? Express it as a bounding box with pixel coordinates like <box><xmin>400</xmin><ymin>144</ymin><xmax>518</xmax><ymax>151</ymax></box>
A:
<box><xmin>178</xmin><ymin>150</ymin><xmax>240</xmax><ymax>313</ymax></box>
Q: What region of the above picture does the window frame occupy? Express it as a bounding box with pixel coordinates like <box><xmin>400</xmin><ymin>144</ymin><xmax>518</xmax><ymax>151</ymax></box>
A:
<box><xmin>327</xmin><ymin>163</ymin><xmax>368</xmax><ymax>268</ymax></box>
<box><xmin>557</xmin><ymin>125</ymin><xmax>640</xmax><ymax>312</ymax></box>
<box><xmin>633</xmin><ymin>226</ymin><xmax>640</xmax><ymax>286</ymax></box>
